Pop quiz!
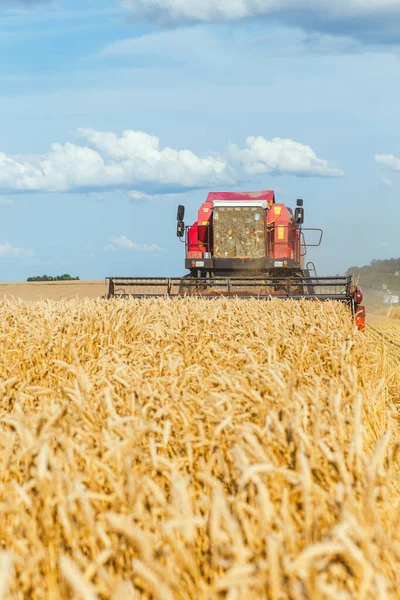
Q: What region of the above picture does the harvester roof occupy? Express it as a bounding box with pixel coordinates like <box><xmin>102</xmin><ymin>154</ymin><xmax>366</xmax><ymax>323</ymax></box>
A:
<box><xmin>206</xmin><ymin>190</ymin><xmax>275</xmax><ymax>203</ymax></box>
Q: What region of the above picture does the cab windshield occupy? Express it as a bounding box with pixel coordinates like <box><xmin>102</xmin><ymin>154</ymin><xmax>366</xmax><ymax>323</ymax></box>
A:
<box><xmin>213</xmin><ymin>206</ymin><xmax>266</xmax><ymax>258</ymax></box>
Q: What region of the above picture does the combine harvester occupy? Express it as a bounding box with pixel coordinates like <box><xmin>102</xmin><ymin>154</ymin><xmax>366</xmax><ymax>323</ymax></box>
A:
<box><xmin>107</xmin><ymin>190</ymin><xmax>366</xmax><ymax>330</ymax></box>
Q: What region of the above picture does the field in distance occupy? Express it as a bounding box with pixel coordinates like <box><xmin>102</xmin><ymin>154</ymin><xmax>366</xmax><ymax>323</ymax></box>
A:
<box><xmin>0</xmin><ymin>280</ymin><xmax>107</xmax><ymax>301</ymax></box>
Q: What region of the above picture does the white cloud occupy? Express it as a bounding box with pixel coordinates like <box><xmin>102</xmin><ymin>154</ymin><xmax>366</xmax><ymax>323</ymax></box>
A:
<box><xmin>375</xmin><ymin>154</ymin><xmax>400</xmax><ymax>172</ymax></box>
<box><xmin>120</xmin><ymin>0</ymin><xmax>400</xmax><ymax>43</ymax></box>
<box><xmin>381</xmin><ymin>176</ymin><xmax>393</xmax><ymax>188</ymax></box>
<box><xmin>0</xmin><ymin>128</ymin><xmax>344</xmax><ymax>195</ymax></box>
<box><xmin>100</xmin><ymin>27</ymin><xmax>203</xmax><ymax>60</ymax></box>
<box><xmin>0</xmin><ymin>128</ymin><xmax>235</xmax><ymax>194</ymax></box>
<box><xmin>129</xmin><ymin>190</ymin><xmax>184</xmax><ymax>202</ymax></box>
<box><xmin>129</xmin><ymin>191</ymin><xmax>153</xmax><ymax>201</ymax></box>
<box><xmin>229</xmin><ymin>136</ymin><xmax>344</xmax><ymax>178</ymax></box>
<box><xmin>106</xmin><ymin>235</ymin><xmax>166</xmax><ymax>254</ymax></box>
<box><xmin>0</xmin><ymin>242</ymin><xmax>33</xmax><ymax>258</ymax></box>
<box><xmin>98</xmin><ymin>26</ymin><xmax>236</xmax><ymax>65</ymax></box>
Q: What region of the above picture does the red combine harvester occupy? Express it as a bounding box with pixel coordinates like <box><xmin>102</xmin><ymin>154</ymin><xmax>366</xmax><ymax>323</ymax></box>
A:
<box><xmin>107</xmin><ymin>190</ymin><xmax>366</xmax><ymax>330</ymax></box>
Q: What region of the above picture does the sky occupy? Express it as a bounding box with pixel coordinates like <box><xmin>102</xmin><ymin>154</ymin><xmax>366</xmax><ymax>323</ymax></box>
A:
<box><xmin>0</xmin><ymin>0</ymin><xmax>399</xmax><ymax>281</ymax></box>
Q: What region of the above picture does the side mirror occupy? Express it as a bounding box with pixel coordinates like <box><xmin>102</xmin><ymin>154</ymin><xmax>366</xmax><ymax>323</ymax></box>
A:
<box><xmin>177</xmin><ymin>221</ymin><xmax>185</xmax><ymax>238</ymax></box>
<box><xmin>177</xmin><ymin>205</ymin><xmax>185</xmax><ymax>221</ymax></box>
<box><xmin>294</xmin><ymin>207</ymin><xmax>304</xmax><ymax>225</ymax></box>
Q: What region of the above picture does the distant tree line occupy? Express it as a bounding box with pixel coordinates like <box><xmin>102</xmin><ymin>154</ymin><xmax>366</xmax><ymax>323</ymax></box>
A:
<box><xmin>347</xmin><ymin>258</ymin><xmax>400</xmax><ymax>276</ymax></box>
<box><xmin>346</xmin><ymin>258</ymin><xmax>400</xmax><ymax>293</ymax></box>
<box><xmin>27</xmin><ymin>274</ymin><xmax>80</xmax><ymax>282</ymax></box>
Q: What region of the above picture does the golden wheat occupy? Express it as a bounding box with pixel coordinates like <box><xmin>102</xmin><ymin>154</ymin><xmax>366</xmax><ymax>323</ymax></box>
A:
<box><xmin>390</xmin><ymin>307</ymin><xmax>400</xmax><ymax>320</ymax></box>
<box><xmin>0</xmin><ymin>297</ymin><xmax>398</xmax><ymax>599</ymax></box>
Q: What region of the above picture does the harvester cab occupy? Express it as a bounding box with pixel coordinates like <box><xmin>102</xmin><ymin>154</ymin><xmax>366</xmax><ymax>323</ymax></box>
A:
<box><xmin>181</xmin><ymin>190</ymin><xmax>321</xmax><ymax>279</ymax></box>
<box><xmin>107</xmin><ymin>189</ymin><xmax>366</xmax><ymax>331</ymax></box>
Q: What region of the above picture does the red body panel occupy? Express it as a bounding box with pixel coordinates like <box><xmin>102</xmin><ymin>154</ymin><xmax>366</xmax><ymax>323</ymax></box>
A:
<box><xmin>188</xmin><ymin>224</ymin><xmax>199</xmax><ymax>253</ymax></box>
<box><xmin>267</xmin><ymin>204</ymin><xmax>294</xmax><ymax>260</ymax></box>
<box><xmin>198</xmin><ymin>201</ymin><xmax>213</xmax><ymax>226</ymax></box>
<box><xmin>197</xmin><ymin>200</ymin><xmax>213</xmax><ymax>253</ymax></box>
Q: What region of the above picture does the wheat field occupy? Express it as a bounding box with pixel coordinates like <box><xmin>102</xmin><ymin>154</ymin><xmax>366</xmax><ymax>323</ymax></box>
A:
<box><xmin>0</xmin><ymin>297</ymin><xmax>398</xmax><ymax>599</ymax></box>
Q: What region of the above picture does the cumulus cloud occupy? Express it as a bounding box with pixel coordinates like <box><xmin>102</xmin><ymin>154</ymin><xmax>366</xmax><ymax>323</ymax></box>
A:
<box><xmin>375</xmin><ymin>154</ymin><xmax>400</xmax><ymax>172</ymax></box>
<box><xmin>0</xmin><ymin>129</ymin><xmax>345</xmax><ymax>195</ymax></box>
<box><xmin>0</xmin><ymin>242</ymin><xmax>33</xmax><ymax>258</ymax></box>
<box><xmin>120</xmin><ymin>0</ymin><xmax>400</xmax><ymax>44</ymax></box>
<box><xmin>229</xmin><ymin>137</ymin><xmax>344</xmax><ymax>178</ymax></box>
<box><xmin>105</xmin><ymin>235</ymin><xmax>165</xmax><ymax>254</ymax></box>
<box><xmin>0</xmin><ymin>128</ymin><xmax>235</xmax><ymax>195</ymax></box>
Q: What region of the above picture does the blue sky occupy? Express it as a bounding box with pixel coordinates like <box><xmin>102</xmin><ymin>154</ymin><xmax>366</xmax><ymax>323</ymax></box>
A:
<box><xmin>0</xmin><ymin>0</ymin><xmax>399</xmax><ymax>281</ymax></box>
